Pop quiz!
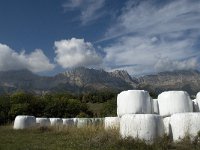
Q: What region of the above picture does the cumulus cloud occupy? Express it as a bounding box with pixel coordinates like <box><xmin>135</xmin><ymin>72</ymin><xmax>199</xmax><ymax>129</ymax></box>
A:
<box><xmin>103</xmin><ymin>36</ymin><xmax>200</xmax><ymax>75</ymax></box>
<box><xmin>63</xmin><ymin>0</ymin><xmax>105</xmax><ymax>24</ymax></box>
<box><xmin>101</xmin><ymin>0</ymin><xmax>200</xmax><ymax>75</ymax></box>
<box><xmin>0</xmin><ymin>43</ymin><xmax>55</xmax><ymax>73</ymax></box>
<box><xmin>54</xmin><ymin>38</ymin><xmax>102</xmax><ymax>68</ymax></box>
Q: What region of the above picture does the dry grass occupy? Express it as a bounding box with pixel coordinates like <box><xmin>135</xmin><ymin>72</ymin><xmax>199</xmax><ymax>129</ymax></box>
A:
<box><xmin>0</xmin><ymin>125</ymin><xmax>200</xmax><ymax>150</ymax></box>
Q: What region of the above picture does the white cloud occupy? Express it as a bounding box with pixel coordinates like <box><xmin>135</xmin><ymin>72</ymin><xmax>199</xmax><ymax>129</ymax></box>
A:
<box><xmin>103</xmin><ymin>36</ymin><xmax>200</xmax><ymax>75</ymax></box>
<box><xmin>105</xmin><ymin>0</ymin><xmax>200</xmax><ymax>40</ymax></box>
<box><xmin>101</xmin><ymin>0</ymin><xmax>200</xmax><ymax>75</ymax></box>
<box><xmin>63</xmin><ymin>0</ymin><xmax>105</xmax><ymax>24</ymax></box>
<box><xmin>54</xmin><ymin>38</ymin><xmax>102</xmax><ymax>68</ymax></box>
<box><xmin>154</xmin><ymin>57</ymin><xmax>198</xmax><ymax>72</ymax></box>
<box><xmin>0</xmin><ymin>43</ymin><xmax>55</xmax><ymax>73</ymax></box>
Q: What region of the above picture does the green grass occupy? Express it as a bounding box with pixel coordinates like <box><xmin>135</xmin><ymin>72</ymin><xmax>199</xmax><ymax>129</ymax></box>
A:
<box><xmin>0</xmin><ymin>125</ymin><xmax>200</xmax><ymax>150</ymax></box>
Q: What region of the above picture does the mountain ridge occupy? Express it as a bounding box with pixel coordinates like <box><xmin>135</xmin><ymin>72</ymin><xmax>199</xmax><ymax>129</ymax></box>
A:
<box><xmin>0</xmin><ymin>68</ymin><xmax>199</xmax><ymax>95</ymax></box>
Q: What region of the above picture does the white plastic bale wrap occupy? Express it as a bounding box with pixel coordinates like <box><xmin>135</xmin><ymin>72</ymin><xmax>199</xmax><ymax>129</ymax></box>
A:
<box><xmin>14</xmin><ymin>115</ymin><xmax>36</xmax><ymax>129</ymax></box>
<box><xmin>193</xmin><ymin>99</ymin><xmax>200</xmax><ymax>112</ymax></box>
<box><xmin>163</xmin><ymin>117</ymin><xmax>172</xmax><ymax>137</ymax></box>
<box><xmin>120</xmin><ymin>114</ymin><xmax>164</xmax><ymax>142</ymax></box>
<box><xmin>117</xmin><ymin>90</ymin><xmax>152</xmax><ymax>117</ymax></box>
<box><xmin>104</xmin><ymin>117</ymin><xmax>120</xmax><ymax>129</ymax></box>
<box><xmin>94</xmin><ymin>118</ymin><xmax>104</xmax><ymax>126</ymax></box>
<box><xmin>170</xmin><ymin>113</ymin><xmax>200</xmax><ymax>141</ymax></box>
<box><xmin>196</xmin><ymin>92</ymin><xmax>200</xmax><ymax>101</ymax></box>
<box><xmin>152</xmin><ymin>99</ymin><xmax>159</xmax><ymax>114</ymax></box>
<box><xmin>73</xmin><ymin>118</ymin><xmax>78</xmax><ymax>126</ymax></box>
<box><xmin>62</xmin><ymin>118</ymin><xmax>74</xmax><ymax>126</ymax></box>
<box><xmin>36</xmin><ymin>118</ymin><xmax>50</xmax><ymax>127</ymax></box>
<box><xmin>49</xmin><ymin>118</ymin><xmax>63</xmax><ymax>126</ymax></box>
<box><xmin>158</xmin><ymin>91</ymin><xmax>193</xmax><ymax>117</ymax></box>
<box><xmin>77</xmin><ymin>118</ymin><xmax>90</xmax><ymax>128</ymax></box>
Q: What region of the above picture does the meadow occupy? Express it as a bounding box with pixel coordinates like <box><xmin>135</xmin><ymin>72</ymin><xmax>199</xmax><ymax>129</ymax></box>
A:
<box><xmin>0</xmin><ymin>125</ymin><xmax>200</xmax><ymax>150</ymax></box>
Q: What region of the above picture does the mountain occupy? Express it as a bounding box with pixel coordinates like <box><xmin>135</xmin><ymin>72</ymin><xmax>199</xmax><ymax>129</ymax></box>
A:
<box><xmin>138</xmin><ymin>70</ymin><xmax>200</xmax><ymax>96</ymax></box>
<box><xmin>0</xmin><ymin>68</ymin><xmax>199</xmax><ymax>95</ymax></box>
<box><xmin>0</xmin><ymin>67</ymin><xmax>137</xmax><ymax>94</ymax></box>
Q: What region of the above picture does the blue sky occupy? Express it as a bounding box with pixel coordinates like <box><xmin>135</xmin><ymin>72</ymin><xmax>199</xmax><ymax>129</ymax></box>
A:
<box><xmin>0</xmin><ymin>0</ymin><xmax>200</xmax><ymax>76</ymax></box>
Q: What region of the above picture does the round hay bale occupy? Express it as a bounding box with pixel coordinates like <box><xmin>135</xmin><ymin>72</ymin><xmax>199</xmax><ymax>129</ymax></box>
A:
<box><xmin>170</xmin><ymin>113</ymin><xmax>200</xmax><ymax>141</ymax></box>
<box><xmin>120</xmin><ymin>114</ymin><xmax>164</xmax><ymax>143</ymax></box>
<box><xmin>36</xmin><ymin>118</ymin><xmax>50</xmax><ymax>127</ymax></box>
<box><xmin>163</xmin><ymin>117</ymin><xmax>172</xmax><ymax>138</ymax></box>
<box><xmin>152</xmin><ymin>99</ymin><xmax>159</xmax><ymax>114</ymax></box>
<box><xmin>104</xmin><ymin>117</ymin><xmax>120</xmax><ymax>129</ymax></box>
<box><xmin>158</xmin><ymin>91</ymin><xmax>193</xmax><ymax>117</ymax></box>
<box><xmin>13</xmin><ymin>115</ymin><xmax>36</xmax><ymax>129</ymax></box>
<box><xmin>49</xmin><ymin>118</ymin><xmax>63</xmax><ymax>126</ymax></box>
<box><xmin>193</xmin><ymin>99</ymin><xmax>200</xmax><ymax>112</ymax></box>
<box><xmin>62</xmin><ymin>118</ymin><xmax>74</xmax><ymax>126</ymax></box>
<box><xmin>77</xmin><ymin>118</ymin><xmax>90</xmax><ymax>128</ymax></box>
<box><xmin>117</xmin><ymin>90</ymin><xmax>152</xmax><ymax>117</ymax></box>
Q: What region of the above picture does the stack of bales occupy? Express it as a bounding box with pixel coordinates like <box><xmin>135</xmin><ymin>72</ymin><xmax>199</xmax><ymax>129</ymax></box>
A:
<box><xmin>118</xmin><ymin>90</ymin><xmax>164</xmax><ymax>142</ymax></box>
<box><xmin>157</xmin><ymin>91</ymin><xmax>200</xmax><ymax>141</ymax></box>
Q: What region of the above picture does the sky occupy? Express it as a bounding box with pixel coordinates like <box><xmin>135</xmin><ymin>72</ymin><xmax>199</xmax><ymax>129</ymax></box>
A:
<box><xmin>0</xmin><ymin>0</ymin><xmax>200</xmax><ymax>76</ymax></box>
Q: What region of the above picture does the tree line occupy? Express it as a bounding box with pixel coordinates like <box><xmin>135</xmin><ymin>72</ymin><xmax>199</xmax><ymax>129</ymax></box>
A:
<box><xmin>0</xmin><ymin>91</ymin><xmax>118</xmax><ymax>125</ymax></box>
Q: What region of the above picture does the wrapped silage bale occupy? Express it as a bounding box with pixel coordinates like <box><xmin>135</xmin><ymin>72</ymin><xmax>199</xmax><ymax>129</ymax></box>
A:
<box><xmin>62</xmin><ymin>118</ymin><xmax>74</xmax><ymax>126</ymax></box>
<box><xmin>94</xmin><ymin>118</ymin><xmax>104</xmax><ymax>126</ymax></box>
<box><xmin>14</xmin><ymin>115</ymin><xmax>36</xmax><ymax>129</ymax></box>
<box><xmin>158</xmin><ymin>91</ymin><xmax>193</xmax><ymax>117</ymax></box>
<box><xmin>196</xmin><ymin>92</ymin><xmax>200</xmax><ymax>101</ymax></box>
<box><xmin>36</xmin><ymin>118</ymin><xmax>50</xmax><ymax>127</ymax></box>
<box><xmin>163</xmin><ymin>117</ymin><xmax>172</xmax><ymax>137</ymax></box>
<box><xmin>192</xmin><ymin>99</ymin><xmax>199</xmax><ymax>112</ymax></box>
<box><xmin>170</xmin><ymin>113</ymin><xmax>200</xmax><ymax>141</ymax></box>
<box><xmin>152</xmin><ymin>99</ymin><xmax>159</xmax><ymax>114</ymax></box>
<box><xmin>117</xmin><ymin>90</ymin><xmax>152</xmax><ymax>117</ymax></box>
<box><xmin>77</xmin><ymin>118</ymin><xmax>90</xmax><ymax>128</ymax></box>
<box><xmin>73</xmin><ymin>118</ymin><xmax>78</xmax><ymax>126</ymax></box>
<box><xmin>49</xmin><ymin>118</ymin><xmax>63</xmax><ymax>126</ymax></box>
<box><xmin>120</xmin><ymin>114</ymin><xmax>164</xmax><ymax>142</ymax></box>
<box><xmin>104</xmin><ymin>117</ymin><xmax>120</xmax><ymax>129</ymax></box>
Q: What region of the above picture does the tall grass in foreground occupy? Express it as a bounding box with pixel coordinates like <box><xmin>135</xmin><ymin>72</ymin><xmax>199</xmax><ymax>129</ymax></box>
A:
<box><xmin>0</xmin><ymin>125</ymin><xmax>200</xmax><ymax>150</ymax></box>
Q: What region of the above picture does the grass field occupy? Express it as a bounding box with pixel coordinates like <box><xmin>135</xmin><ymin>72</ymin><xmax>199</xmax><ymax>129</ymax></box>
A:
<box><xmin>0</xmin><ymin>125</ymin><xmax>200</xmax><ymax>150</ymax></box>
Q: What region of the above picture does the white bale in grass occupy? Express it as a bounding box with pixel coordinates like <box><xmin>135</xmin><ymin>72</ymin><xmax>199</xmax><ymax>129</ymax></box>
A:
<box><xmin>62</xmin><ymin>118</ymin><xmax>74</xmax><ymax>126</ymax></box>
<box><xmin>193</xmin><ymin>99</ymin><xmax>200</xmax><ymax>112</ymax></box>
<box><xmin>77</xmin><ymin>118</ymin><xmax>90</xmax><ymax>128</ymax></box>
<box><xmin>36</xmin><ymin>118</ymin><xmax>50</xmax><ymax>127</ymax></box>
<box><xmin>170</xmin><ymin>113</ymin><xmax>200</xmax><ymax>141</ymax></box>
<box><xmin>117</xmin><ymin>90</ymin><xmax>152</xmax><ymax>117</ymax></box>
<box><xmin>120</xmin><ymin>114</ymin><xmax>164</xmax><ymax>142</ymax></box>
<box><xmin>49</xmin><ymin>118</ymin><xmax>63</xmax><ymax>126</ymax></box>
<box><xmin>94</xmin><ymin>118</ymin><xmax>104</xmax><ymax>126</ymax></box>
<box><xmin>104</xmin><ymin>117</ymin><xmax>120</xmax><ymax>129</ymax></box>
<box><xmin>14</xmin><ymin>115</ymin><xmax>36</xmax><ymax>129</ymax></box>
<box><xmin>73</xmin><ymin>118</ymin><xmax>78</xmax><ymax>126</ymax></box>
<box><xmin>152</xmin><ymin>99</ymin><xmax>159</xmax><ymax>114</ymax></box>
<box><xmin>163</xmin><ymin>117</ymin><xmax>172</xmax><ymax>137</ymax></box>
<box><xmin>158</xmin><ymin>91</ymin><xmax>193</xmax><ymax>117</ymax></box>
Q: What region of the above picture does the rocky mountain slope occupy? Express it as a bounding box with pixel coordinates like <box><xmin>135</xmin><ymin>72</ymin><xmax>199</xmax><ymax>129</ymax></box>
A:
<box><xmin>0</xmin><ymin>68</ymin><xmax>199</xmax><ymax>95</ymax></box>
<box><xmin>0</xmin><ymin>67</ymin><xmax>137</xmax><ymax>94</ymax></box>
<box><xmin>138</xmin><ymin>70</ymin><xmax>200</xmax><ymax>95</ymax></box>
